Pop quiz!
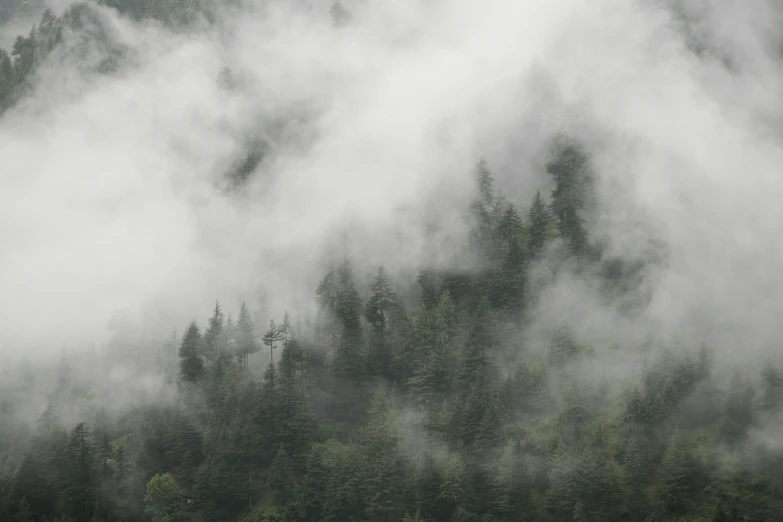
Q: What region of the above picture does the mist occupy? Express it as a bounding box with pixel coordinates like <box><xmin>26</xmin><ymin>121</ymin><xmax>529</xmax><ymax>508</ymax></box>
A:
<box><xmin>0</xmin><ymin>0</ymin><xmax>760</xmax><ymax>358</ymax></box>
<box><xmin>2</xmin><ymin>0</ymin><xmax>783</xmax><ymax>520</ymax></box>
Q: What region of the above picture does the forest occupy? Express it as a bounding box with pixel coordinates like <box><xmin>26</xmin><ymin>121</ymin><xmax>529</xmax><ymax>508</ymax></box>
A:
<box><xmin>2</xmin><ymin>1</ymin><xmax>783</xmax><ymax>522</ymax></box>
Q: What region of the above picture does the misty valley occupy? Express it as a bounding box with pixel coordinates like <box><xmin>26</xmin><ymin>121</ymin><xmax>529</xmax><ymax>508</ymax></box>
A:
<box><xmin>3</xmin><ymin>1</ymin><xmax>783</xmax><ymax>522</ymax></box>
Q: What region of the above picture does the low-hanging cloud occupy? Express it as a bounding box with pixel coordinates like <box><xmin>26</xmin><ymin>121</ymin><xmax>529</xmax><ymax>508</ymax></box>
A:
<box><xmin>2</xmin><ymin>0</ymin><xmax>783</xmax><ymax>368</ymax></box>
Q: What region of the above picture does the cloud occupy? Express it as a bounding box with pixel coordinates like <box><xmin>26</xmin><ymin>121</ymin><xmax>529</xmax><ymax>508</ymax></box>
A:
<box><xmin>2</xmin><ymin>0</ymin><xmax>783</xmax><ymax>372</ymax></box>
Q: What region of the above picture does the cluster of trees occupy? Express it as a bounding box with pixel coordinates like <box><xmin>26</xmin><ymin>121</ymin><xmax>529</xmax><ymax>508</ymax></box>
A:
<box><xmin>0</xmin><ymin>0</ymin><xmax>223</xmax><ymax>113</ymax></box>
<box><xmin>2</xmin><ymin>3</ymin><xmax>783</xmax><ymax>522</ymax></box>
<box><xmin>0</xmin><ymin>7</ymin><xmax>62</xmax><ymax>111</ymax></box>
<box><xmin>1</xmin><ymin>137</ymin><xmax>783</xmax><ymax>522</ymax></box>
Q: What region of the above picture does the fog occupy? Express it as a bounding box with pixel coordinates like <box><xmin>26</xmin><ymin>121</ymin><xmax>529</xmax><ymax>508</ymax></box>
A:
<box><xmin>0</xmin><ymin>0</ymin><xmax>782</xmax><ymax>373</ymax></box>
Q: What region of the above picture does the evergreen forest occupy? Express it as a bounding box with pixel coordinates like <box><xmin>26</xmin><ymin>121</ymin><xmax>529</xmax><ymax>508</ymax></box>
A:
<box><xmin>1</xmin><ymin>1</ymin><xmax>783</xmax><ymax>522</ymax></box>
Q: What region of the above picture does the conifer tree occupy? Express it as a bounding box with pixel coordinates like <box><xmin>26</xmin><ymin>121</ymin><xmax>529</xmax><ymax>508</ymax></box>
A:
<box><xmin>470</xmin><ymin>159</ymin><xmax>496</xmax><ymax>259</ymax></box>
<box><xmin>365</xmin><ymin>266</ymin><xmax>398</xmax><ymax>378</ymax></box>
<box><xmin>316</xmin><ymin>266</ymin><xmax>340</xmax><ymax>351</ymax></box>
<box><xmin>458</xmin><ymin>297</ymin><xmax>494</xmax><ymax>390</ymax></box>
<box><xmin>204</xmin><ymin>301</ymin><xmax>225</xmax><ymax>364</ymax></box>
<box><xmin>263</xmin><ymin>320</ymin><xmax>283</xmax><ymax>367</ymax></box>
<box><xmin>498</xmin><ymin>203</ymin><xmax>523</xmax><ymax>243</ymax></box>
<box><xmin>528</xmin><ymin>190</ymin><xmax>552</xmax><ymax>257</ymax></box>
<box><xmin>281</xmin><ymin>311</ymin><xmax>292</xmax><ymax>349</ymax></box>
<box><xmin>236</xmin><ymin>302</ymin><xmax>259</xmax><ymax>369</ymax></box>
<box><xmin>659</xmin><ymin>432</ymin><xmax>701</xmax><ymax>515</ymax></box>
<box><xmin>64</xmin><ymin>422</ymin><xmax>95</xmax><ymax>521</ymax></box>
<box><xmin>548</xmin><ymin>138</ymin><xmax>590</xmax><ymax>256</ymax></box>
<box><xmin>415</xmin><ymin>453</ymin><xmax>445</xmax><ymax>521</ymax></box>
<box><xmin>179</xmin><ymin>322</ymin><xmax>205</xmax><ymax>383</ymax></box>
<box><xmin>270</xmin><ymin>445</ymin><xmax>297</xmax><ymax>506</ymax></box>
<box><xmin>495</xmin><ymin>442</ymin><xmax>533</xmax><ymax>521</ymax></box>
<box><xmin>332</xmin><ymin>260</ymin><xmax>366</xmax><ymax>380</ymax></box>
<box><xmin>409</xmin><ymin>291</ymin><xmax>458</xmax><ymax>417</ymax></box>
<box><xmin>301</xmin><ymin>445</ymin><xmax>328</xmax><ymax>521</ymax></box>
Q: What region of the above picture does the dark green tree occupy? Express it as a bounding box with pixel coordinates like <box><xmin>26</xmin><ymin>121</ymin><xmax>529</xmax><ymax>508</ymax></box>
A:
<box><xmin>527</xmin><ymin>190</ymin><xmax>552</xmax><ymax>257</ymax></box>
<box><xmin>365</xmin><ymin>266</ymin><xmax>398</xmax><ymax>378</ymax></box>
<box><xmin>63</xmin><ymin>422</ymin><xmax>96</xmax><ymax>521</ymax></box>
<box><xmin>658</xmin><ymin>432</ymin><xmax>701</xmax><ymax>516</ymax></box>
<box><xmin>333</xmin><ymin>261</ymin><xmax>366</xmax><ymax>381</ymax></box>
<box><xmin>179</xmin><ymin>322</ymin><xmax>205</xmax><ymax>383</ymax></box>
<box><xmin>270</xmin><ymin>445</ymin><xmax>297</xmax><ymax>507</ymax></box>
<box><xmin>548</xmin><ymin>138</ymin><xmax>591</xmax><ymax>256</ymax></box>
<box><xmin>204</xmin><ymin>301</ymin><xmax>226</xmax><ymax>364</ymax></box>
<box><xmin>236</xmin><ymin>302</ymin><xmax>259</xmax><ymax>369</ymax></box>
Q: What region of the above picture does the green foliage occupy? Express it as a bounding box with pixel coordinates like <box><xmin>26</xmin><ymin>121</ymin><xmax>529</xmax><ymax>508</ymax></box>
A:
<box><xmin>547</xmin><ymin>138</ymin><xmax>592</xmax><ymax>256</ymax></box>
<box><xmin>0</xmin><ymin>113</ymin><xmax>780</xmax><ymax>522</ymax></box>
<box><xmin>179</xmin><ymin>322</ymin><xmax>206</xmax><ymax>383</ymax></box>
<box><xmin>366</xmin><ymin>266</ymin><xmax>398</xmax><ymax>378</ymax></box>
<box><xmin>144</xmin><ymin>473</ymin><xmax>181</xmax><ymax>522</ymax></box>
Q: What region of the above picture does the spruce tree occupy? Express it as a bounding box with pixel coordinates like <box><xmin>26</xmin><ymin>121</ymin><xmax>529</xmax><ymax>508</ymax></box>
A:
<box><xmin>270</xmin><ymin>445</ymin><xmax>297</xmax><ymax>506</ymax></box>
<box><xmin>236</xmin><ymin>302</ymin><xmax>259</xmax><ymax>368</ymax></box>
<box><xmin>333</xmin><ymin>260</ymin><xmax>365</xmax><ymax>381</ymax></box>
<box><xmin>204</xmin><ymin>301</ymin><xmax>225</xmax><ymax>364</ymax></box>
<box><xmin>64</xmin><ymin>422</ymin><xmax>95</xmax><ymax>521</ymax></box>
<box><xmin>527</xmin><ymin>190</ymin><xmax>552</xmax><ymax>257</ymax></box>
<box><xmin>458</xmin><ymin>297</ymin><xmax>494</xmax><ymax>390</ymax></box>
<box><xmin>409</xmin><ymin>291</ymin><xmax>458</xmax><ymax>417</ymax></box>
<box><xmin>548</xmin><ymin>138</ymin><xmax>590</xmax><ymax>256</ymax></box>
<box><xmin>365</xmin><ymin>266</ymin><xmax>397</xmax><ymax>378</ymax></box>
<box><xmin>179</xmin><ymin>322</ymin><xmax>205</xmax><ymax>383</ymax></box>
<box><xmin>302</xmin><ymin>445</ymin><xmax>328</xmax><ymax>521</ymax></box>
<box><xmin>659</xmin><ymin>432</ymin><xmax>700</xmax><ymax>515</ymax></box>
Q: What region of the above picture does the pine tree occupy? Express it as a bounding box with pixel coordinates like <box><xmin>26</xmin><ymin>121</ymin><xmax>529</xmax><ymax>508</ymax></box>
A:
<box><xmin>439</xmin><ymin>453</ymin><xmax>472</xmax><ymax>521</ymax></box>
<box><xmin>470</xmin><ymin>159</ymin><xmax>496</xmax><ymax>258</ymax></box>
<box><xmin>527</xmin><ymin>190</ymin><xmax>552</xmax><ymax>257</ymax></box>
<box><xmin>302</xmin><ymin>445</ymin><xmax>328</xmax><ymax>521</ymax></box>
<box><xmin>659</xmin><ymin>432</ymin><xmax>700</xmax><ymax>515</ymax></box>
<box><xmin>548</xmin><ymin>138</ymin><xmax>590</xmax><ymax>256</ymax></box>
<box><xmin>179</xmin><ymin>322</ymin><xmax>205</xmax><ymax>383</ymax></box>
<box><xmin>365</xmin><ymin>266</ymin><xmax>397</xmax><ymax>378</ymax></box>
<box><xmin>624</xmin><ymin>438</ymin><xmax>649</xmax><ymax>518</ymax></box>
<box><xmin>495</xmin><ymin>442</ymin><xmax>533</xmax><ymax>521</ymax></box>
<box><xmin>409</xmin><ymin>291</ymin><xmax>458</xmax><ymax>417</ymax></box>
<box><xmin>204</xmin><ymin>301</ymin><xmax>225</xmax><ymax>364</ymax></box>
<box><xmin>63</xmin><ymin>422</ymin><xmax>96</xmax><ymax>521</ymax></box>
<box><xmin>498</xmin><ymin>203</ymin><xmax>523</xmax><ymax>243</ymax></box>
<box><xmin>270</xmin><ymin>445</ymin><xmax>297</xmax><ymax>506</ymax></box>
<box><xmin>278</xmin><ymin>338</ymin><xmax>315</xmax><ymax>465</ymax></box>
<box><xmin>415</xmin><ymin>453</ymin><xmax>445</xmax><ymax>521</ymax></box>
<box><xmin>281</xmin><ymin>311</ymin><xmax>292</xmax><ymax>349</ymax></box>
<box><xmin>718</xmin><ymin>375</ymin><xmax>755</xmax><ymax>447</ymax></box>
<box><xmin>263</xmin><ymin>320</ymin><xmax>283</xmax><ymax>367</ymax></box>
<box><xmin>316</xmin><ymin>266</ymin><xmax>343</xmax><ymax>357</ymax></box>
<box><xmin>362</xmin><ymin>389</ymin><xmax>406</xmax><ymax>521</ymax></box>
<box><xmin>458</xmin><ymin>297</ymin><xmax>494</xmax><ymax>390</ymax></box>
<box><xmin>0</xmin><ymin>49</ymin><xmax>13</xmax><ymax>109</ymax></box>
<box><xmin>236</xmin><ymin>302</ymin><xmax>259</xmax><ymax>369</ymax></box>
<box><xmin>332</xmin><ymin>260</ymin><xmax>366</xmax><ymax>381</ymax></box>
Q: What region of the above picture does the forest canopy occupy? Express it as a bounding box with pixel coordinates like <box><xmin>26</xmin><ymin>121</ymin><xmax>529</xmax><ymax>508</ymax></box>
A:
<box><xmin>3</xmin><ymin>1</ymin><xmax>783</xmax><ymax>522</ymax></box>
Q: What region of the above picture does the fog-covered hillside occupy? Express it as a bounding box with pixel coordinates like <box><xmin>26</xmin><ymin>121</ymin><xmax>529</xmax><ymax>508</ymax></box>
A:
<box><xmin>3</xmin><ymin>1</ymin><xmax>783</xmax><ymax>521</ymax></box>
